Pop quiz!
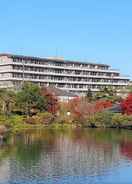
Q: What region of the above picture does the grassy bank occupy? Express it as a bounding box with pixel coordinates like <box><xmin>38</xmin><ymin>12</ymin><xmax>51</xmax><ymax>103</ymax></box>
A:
<box><xmin>1</xmin><ymin>111</ymin><xmax>132</xmax><ymax>135</ymax></box>
<box><xmin>0</xmin><ymin>113</ymin><xmax>80</xmax><ymax>134</ymax></box>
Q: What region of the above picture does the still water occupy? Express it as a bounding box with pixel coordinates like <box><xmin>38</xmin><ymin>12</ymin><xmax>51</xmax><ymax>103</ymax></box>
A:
<box><xmin>0</xmin><ymin>129</ymin><xmax>132</xmax><ymax>184</ymax></box>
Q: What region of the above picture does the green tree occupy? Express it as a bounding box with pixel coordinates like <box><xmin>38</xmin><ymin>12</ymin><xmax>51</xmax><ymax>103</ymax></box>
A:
<box><xmin>94</xmin><ymin>86</ymin><xmax>119</xmax><ymax>102</ymax></box>
<box><xmin>86</xmin><ymin>88</ymin><xmax>93</xmax><ymax>101</ymax></box>
<box><xmin>16</xmin><ymin>83</ymin><xmax>46</xmax><ymax>116</ymax></box>
<box><xmin>0</xmin><ymin>89</ymin><xmax>16</xmax><ymax>115</ymax></box>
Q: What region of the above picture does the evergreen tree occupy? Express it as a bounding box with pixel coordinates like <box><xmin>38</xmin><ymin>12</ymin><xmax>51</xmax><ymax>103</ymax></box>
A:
<box><xmin>16</xmin><ymin>83</ymin><xmax>46</xmax><ymax>116</ymax></box>
<box><xmin>86</xmin><ymin>88</ymin><xmax>93</xmax><ymax>101</ymax></box>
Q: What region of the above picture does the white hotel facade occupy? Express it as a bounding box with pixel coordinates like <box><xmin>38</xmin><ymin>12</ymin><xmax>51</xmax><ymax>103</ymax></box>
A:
<box><xmin>0</xmin><ymin>53</ymin><xmax>129</xmax><ymax>95</ymax></box>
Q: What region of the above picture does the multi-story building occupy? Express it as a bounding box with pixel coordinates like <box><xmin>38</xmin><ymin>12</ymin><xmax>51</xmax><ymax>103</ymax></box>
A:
<box><xmin>0</xmin><ymin>53</ymin><xmax>129</xmax><ymax>95</ymax></box>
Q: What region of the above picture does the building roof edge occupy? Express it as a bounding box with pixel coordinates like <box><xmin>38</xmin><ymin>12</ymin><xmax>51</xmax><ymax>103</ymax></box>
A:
<box><xmin>0</xmin><ymin>53</ymin><xmax>110</xmax><ymax>67</ymax></box>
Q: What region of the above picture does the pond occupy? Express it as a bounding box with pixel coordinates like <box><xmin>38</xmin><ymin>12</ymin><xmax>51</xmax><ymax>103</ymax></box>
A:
<box><xmin>0</xmin><ymin>128</ymin><xmax>132</xmax><ymax>184</ymax></box>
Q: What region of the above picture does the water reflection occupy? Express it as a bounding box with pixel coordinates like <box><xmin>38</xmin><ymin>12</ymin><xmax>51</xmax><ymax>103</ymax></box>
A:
<box><xmin>0</xmin><ymin>129</ymin><xmax>132</xmax><ymax>183</ymax></box>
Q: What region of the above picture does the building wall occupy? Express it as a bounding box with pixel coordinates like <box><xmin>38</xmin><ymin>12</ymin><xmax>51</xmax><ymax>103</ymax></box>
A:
<box><xmin>0</xmin><ymin>54</ymin><xmax>130</xmax><ymax>95</ymax></box>
<box><xmin>58</xmin><ymin>96</ymin><xmax>77</xmax><ymax>102</ymax></box>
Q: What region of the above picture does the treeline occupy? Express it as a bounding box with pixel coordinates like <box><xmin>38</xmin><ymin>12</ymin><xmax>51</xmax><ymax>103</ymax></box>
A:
<box><xmin>0</xmin><ymin>83</ymin><xmax>132</xmax><ymax>133</ymax></box>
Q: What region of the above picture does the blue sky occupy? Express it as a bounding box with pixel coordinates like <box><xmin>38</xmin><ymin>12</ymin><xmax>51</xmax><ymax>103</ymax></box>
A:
<box><xmin>0</xmin><ymin>0</ymin><xmax>132</xmax><ymax>77</ymax></box>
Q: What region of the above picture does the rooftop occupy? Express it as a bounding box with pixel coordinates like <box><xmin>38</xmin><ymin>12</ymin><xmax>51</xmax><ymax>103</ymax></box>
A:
<box><xmin>42</xmin><ymin>86</ymin><xmax>78</xmax><ymax>97</ymax></box>
<box><xmin>0</xmin><ymin>53</ymin><xmax>110</xmax><ymax>67</ymax></box>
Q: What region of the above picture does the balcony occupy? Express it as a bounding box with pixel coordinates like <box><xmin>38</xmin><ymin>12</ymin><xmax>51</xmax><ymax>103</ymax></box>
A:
<box><xmin>0</xmin><ymin>77</ymin><xmax>128</xmax><ymax>86</ymax></box>
<box><xmin>11</xmin><ymin>62</ymin><xmax>120</xmax><ymax>73</ymax></box>
<box><xmin>0</xmin><ymin>69</ymin><xmax>129</xmax><ymax>80</ymax></box>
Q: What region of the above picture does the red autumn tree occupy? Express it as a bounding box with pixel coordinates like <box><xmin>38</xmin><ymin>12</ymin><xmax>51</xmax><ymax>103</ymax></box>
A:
<box><xmin>68</xmin><ymin>98</ymin><xmax>113</xmax><ymax>120</ymax></box>
<box><xmin>95</xmin><ymin>100</ymin><xmax>113</xmax><ymax>112</ymax></box>
<box><xmin>121</xmin><ymin>93</ymin><xmax>132</xmax><ymax>115</ymax></box>
<box><xmin>41</xmin><ymin>87</ymin><xmax>60</xmax><ymax>115</ymax></box>
<box><xmin>68</xmin><ymin>97</ymin><xmax>97</xmax><ymax>122</ymax></box>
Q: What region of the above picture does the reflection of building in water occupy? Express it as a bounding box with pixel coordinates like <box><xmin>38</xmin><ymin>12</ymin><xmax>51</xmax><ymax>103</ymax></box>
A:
<box><xmin>8</xmin><ymin>134</ymin><xmax>124</xmax><ymax>181</ymax></box>
<box><xmin>40</xmin><ymin>135</ymin><xmax>122</xmax><ymax>177</ymax></box>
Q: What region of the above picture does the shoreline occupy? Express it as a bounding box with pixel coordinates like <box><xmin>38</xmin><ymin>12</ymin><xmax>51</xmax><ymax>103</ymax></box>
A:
<box><xmin>1</xmin><ymin>122</ymin><xmax>132</xmax><ymax>138</ymax></box>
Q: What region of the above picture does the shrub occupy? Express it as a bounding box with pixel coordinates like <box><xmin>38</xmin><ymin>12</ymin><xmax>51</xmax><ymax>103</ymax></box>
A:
<box><xmin>86</xmin><ymin>112</ymin><xmax>114</xmax><ymax>128</ymax></box>
<box><xmin>0</xmin><ymin>115</ymin><xmax>8</xmax><ymax>125</ymax></box>
<box><xmin>25</xmin><ymin>116</ymin><xmax>36</xmax><ymax>124</ymax></box>
<box><xmin>112</xmin><ymin>113</ymin><xmax>132</xmax><ymax>128</ymax></box>
<box><xmin>7</xmin><ymin>115</ymin><xmax>25</xmax><ymax>126</ymax></box>
<box><xmin>54</xmin><ymin>114</ymin><xmax>73</xmax><ymax>124</ymax></box>
<box><xmin>36</xmin><ymin>112</ymin><xmax>54</xmax><ymax>124</ymax></box>
<box><xmin>25</xmin><ymin>112</ymin><xmax>54</xmax><ymax>125</ymax></box>
<box><xmin>4</xmin><ymin>115</ymin><xmax>28</xmax><ymax>133</ymax></box>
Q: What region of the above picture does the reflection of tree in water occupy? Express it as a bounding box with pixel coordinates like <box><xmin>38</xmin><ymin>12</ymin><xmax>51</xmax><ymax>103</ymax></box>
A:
<box><xmin>0</xmin><ymin>144</ymin><xmax>15</xmax><ymax>183</ymax></box>
<box><xmin>71</xmin><ymin>128</ymin><xmax>132</xmax><ymax>145</ymax></box>
<box><xmin>46</xmin><ymin>132</ymin><xmax>120</xmax><ymax>177</ymax></box>
<box><xmin>11</xmin><ymin>130</ymin><xmax>57</xmax><ymax>166</ymax></box>
<box><xmin>36</xmin><ymin>129</ymin><xmax>132</xmax><ymax>178</ymax></box>
<box><xmin>120</xmin><ymin>141</ymin><xmax>132</xmax><ymax>160</ymax></box>
<box><xmin>15</xmin><ymin>140</ymin><xmax>43</xmax><ymax>166</ymax></box>
<box><xmin>1</xmin><ymin>129</ymin><xmax>132</xmax><ymax>182</ymax></box>
<box><xmin>10</xmin><ymin>129</ymin><xmax>122</xmax><ymax>180</ymax></box>
<box><xmin>9</xmin><ymin>130</ymin><xmax>59</xmax><ymax>181</ymax></box>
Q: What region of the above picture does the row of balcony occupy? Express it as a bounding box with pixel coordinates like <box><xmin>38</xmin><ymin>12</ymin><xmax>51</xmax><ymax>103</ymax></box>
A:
<box><xmin>12</xmin><ymin>58</ymin><xmax>109</xmax><ymax>70</ymax></box>
<box><xmin>0</xmin><ymin>69</ymin><xmax>129</xmax><ymax>80</ymax></box>
<box><xmin>0</xmin><ymin>62</ymin><xmax>120</xmax><ymax>74</ymax></box>
<box><xmin>0</xmin><ymin>77</ymin><xmax>128</xmax><ymax>86</ymax></box>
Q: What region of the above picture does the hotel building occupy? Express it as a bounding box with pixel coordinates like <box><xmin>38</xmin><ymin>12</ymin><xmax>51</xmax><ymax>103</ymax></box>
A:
<box><xmin>0</xmin><ymin>53</ymin><xmax>129</xmax><ymax>95</ymax></box>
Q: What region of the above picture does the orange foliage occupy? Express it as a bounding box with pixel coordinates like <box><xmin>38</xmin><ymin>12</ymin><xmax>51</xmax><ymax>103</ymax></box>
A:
<box><xmin>95</xmin><ymin>100</ymin><xmax>113</xmax><ymax>112</ymax></box>
<box><xmin>67</xmin><ymin>98</ymin><xmax>113</xmax><ymax>122</ymax></box>
<box><xmin>68</xmin><ymin>97</ymin><xmax>96</xmax><ymax>121</ymax></box>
